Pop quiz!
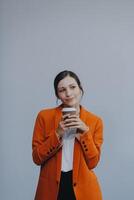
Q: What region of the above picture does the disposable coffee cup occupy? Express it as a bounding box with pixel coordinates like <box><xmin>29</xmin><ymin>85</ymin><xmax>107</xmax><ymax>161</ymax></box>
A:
<box><xmin>62</xmin><ymin>107</ymin><xmax>76</xmax><ymax>117</ymax></box>
<box><xmin>62</xmin><ymin>108</ymin><xmax>77</xmax><ymax>132</ymax></box>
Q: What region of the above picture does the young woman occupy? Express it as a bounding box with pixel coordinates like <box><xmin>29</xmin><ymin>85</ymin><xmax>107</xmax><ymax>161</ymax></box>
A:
<box><xmin>32</xmin><ymin>70</ymin><xmax>103</xmax><ymax>200</ymax></box>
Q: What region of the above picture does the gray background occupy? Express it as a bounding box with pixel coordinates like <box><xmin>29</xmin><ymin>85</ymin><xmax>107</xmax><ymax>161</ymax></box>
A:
<box><xmin>1</xmin><ymin>0</ymin><xmax>134</xmax><ymax>199</ymax></box>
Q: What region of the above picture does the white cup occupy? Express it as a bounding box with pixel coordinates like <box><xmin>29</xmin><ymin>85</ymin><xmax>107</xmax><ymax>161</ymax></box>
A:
<box><xmin>62</xmin><ymin>107</ymin><xmax>76</xmax><ymax>117</ymax></box>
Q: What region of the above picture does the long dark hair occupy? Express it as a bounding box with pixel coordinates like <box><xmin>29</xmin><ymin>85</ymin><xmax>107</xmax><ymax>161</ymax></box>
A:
<box><xmin>54</xmin><ymin>70</ymin><xmax>84</xmax><ymax>98</ymax></box>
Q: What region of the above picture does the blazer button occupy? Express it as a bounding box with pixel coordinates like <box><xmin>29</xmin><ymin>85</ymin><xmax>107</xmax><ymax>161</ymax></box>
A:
<box><xmin>82</xmin><ymin>141</ymin><xmax>85</xmax><ymax>144</ymax></box>
<box><xmin>85</xmin><ymin>148</ymin><xmax>88</xmax><ymax>151</ymax></box>
<box><xmin>73</xmin><ymin>183</ymin><xmax>77</xmax><ymax>187</ymax></box>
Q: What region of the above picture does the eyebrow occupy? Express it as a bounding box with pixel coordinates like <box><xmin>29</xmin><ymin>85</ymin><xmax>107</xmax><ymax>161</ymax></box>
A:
<box><xmin>58</xmin><ymin>83</ymin><xmax>77</xmax><ymax>89</ymax></box>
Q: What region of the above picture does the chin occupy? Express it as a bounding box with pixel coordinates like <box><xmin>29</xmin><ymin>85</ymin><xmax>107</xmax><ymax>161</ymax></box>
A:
<box><xmin>65</xmin><ymin>102</ymin><xmax>77</xmax><ymax>108</ymax></box>
<box><xmin>64</xmin><ymin>104</ymin><xmax>73</xmax><ymax>107</ymax></box>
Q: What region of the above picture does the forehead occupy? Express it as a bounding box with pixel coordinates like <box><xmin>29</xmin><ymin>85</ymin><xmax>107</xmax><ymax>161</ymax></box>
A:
<box><xmin>58</xmin><ymin>76</ymin><xmax>78</xmax><ymax>88</ymax></box>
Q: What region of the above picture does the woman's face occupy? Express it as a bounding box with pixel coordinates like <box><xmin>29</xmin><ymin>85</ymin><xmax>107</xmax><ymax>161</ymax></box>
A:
<box><xmin>57</xmin><ymin>76</ymin><xmax>82</xmax><ymax>108</ymax></box>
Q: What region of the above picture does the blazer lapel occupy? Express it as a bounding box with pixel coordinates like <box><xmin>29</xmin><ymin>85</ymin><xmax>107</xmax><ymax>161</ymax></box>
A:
<box><xmin>54</xmin><ymin>106</ymin><xmax>62</xmax><ymax>183</ymax></box>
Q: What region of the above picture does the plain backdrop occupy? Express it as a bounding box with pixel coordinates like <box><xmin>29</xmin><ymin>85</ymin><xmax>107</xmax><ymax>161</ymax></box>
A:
<box><xmin>1</xmin><ymin>0</ymin><xmax>134</xmax><ymax>199</ymax></box>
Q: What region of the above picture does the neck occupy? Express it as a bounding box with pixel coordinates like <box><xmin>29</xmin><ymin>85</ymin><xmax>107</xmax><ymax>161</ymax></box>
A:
<box><xmin>75</xmin><ymin>104</ymin><xmax>80</xmax><ymax>114</ymax></box>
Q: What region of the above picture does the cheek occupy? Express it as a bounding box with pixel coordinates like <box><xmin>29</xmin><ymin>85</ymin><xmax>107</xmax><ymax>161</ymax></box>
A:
<box><xmin>58</xmin><ymin>93</ymin><xmax>65</xmax><ymax>100</ymax></box>
<box><xmin>76</xmin><ymin>91</ymin><xmax>82</xmax><ymax>100</ymax></box>
<box><xmin>76</xmin><ymin>89</ymin><xmax>81</xmax><ymax>96</ymax></box>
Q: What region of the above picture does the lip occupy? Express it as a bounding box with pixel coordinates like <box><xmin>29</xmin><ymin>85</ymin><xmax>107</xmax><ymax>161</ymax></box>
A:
<box><xmin>65</xmin><ymin>97</ymin><xmax>74</xmax><ymax>101</ymax></box>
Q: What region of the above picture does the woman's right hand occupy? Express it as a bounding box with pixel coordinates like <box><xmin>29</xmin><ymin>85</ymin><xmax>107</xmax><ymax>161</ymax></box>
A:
<box><xmin>56</xmin><ymin>114</ymin><xmax>70</xmax><ymax>138</ymax></box>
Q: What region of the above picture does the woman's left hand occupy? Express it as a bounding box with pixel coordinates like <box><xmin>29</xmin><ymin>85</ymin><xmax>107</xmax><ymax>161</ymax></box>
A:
<box><xmin>63</xmin><ymin>114</ymin><xmax>89</xmax><ymax>134</ymax></box>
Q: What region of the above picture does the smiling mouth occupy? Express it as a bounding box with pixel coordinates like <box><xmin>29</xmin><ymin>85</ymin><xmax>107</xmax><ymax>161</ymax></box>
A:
<box><xmin>66</xmin><ymin>98</ymin><xmax>74</xmax><ymax>101</ymax></box>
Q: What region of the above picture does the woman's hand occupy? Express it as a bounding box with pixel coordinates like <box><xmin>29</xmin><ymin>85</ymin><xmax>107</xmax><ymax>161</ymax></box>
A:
<box><xmin>56</xmin><ymin>114</ymin><xmax>70</xmax><ymax>138</ymax></box>
<box><xmin>56</xmin><ymin>113</ymin><xmax>89</xmax><ymax>140</ymax></box>
<box><xmin>63</xmin><ymin>114</ymin><xmax>89</xmax><ymax>134</ymax></box>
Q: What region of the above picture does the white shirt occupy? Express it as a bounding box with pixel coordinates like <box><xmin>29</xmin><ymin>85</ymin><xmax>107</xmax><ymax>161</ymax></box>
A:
<box><xmin>61</xmin><ymin>128</ymin><xmax>77</xmax><ymax>172</ymax></box>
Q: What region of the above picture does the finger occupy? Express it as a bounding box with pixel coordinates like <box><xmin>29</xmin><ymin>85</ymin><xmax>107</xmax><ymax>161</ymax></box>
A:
<box><xmin>67</xmin><ymin>114</ymin><xmax>78</xmax><ymax>118</ymax></box>
<box><xmin>60</xmin><ymin>121</ymin><xmax>68</xmax><ymax>129</ymax></box>
<box><xmin>64</xmin><ymin>121</ymin><xmax>80</xmax><ymax>127</ymax></box>
<box><xmin>64</xmin><ymin>115</ymin><xmax>79</xmax><ymax>120</ymax></box>
<box><xmin>64</xmin><ymin>116</ymin><xmax>80</xmax><ymax>123</ymax></box>
<box><xmin>62</xmin><ymin>114</ymin><xmax>70</xmax><ymax>120</ymax></box>
<box><xmin>64</xmin><ymin>119</ymin><xmax>78</xmax><ymax>125</ymax></box>
<box><xmin>65</xmin><ymin>125</ymin><xmax>80</xmax><ymax>129</ymax></box>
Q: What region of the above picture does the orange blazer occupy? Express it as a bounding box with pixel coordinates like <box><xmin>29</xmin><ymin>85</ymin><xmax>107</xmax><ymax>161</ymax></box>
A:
<box><xmin>32</xmin><ymin>105</ymin><xmax>103</xmax><ymax>200</ymax></box>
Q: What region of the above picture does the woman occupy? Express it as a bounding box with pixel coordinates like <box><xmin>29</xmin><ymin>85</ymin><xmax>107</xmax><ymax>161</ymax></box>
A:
<box><xmin>32</xmin><ymin>70</ymin><xmax>103</xmax><ymax>200</ymax></box>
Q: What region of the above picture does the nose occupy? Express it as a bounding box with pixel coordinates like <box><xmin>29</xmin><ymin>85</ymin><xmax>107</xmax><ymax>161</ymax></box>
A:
<box><xmin>65</xmin><ymin>88</ymin><xmax>72</xmax><ymax>97</ymax></box>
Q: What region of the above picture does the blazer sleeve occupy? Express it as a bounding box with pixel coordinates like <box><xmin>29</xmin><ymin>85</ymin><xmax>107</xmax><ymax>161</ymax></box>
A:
<box><xmin>79</xmin><ymin>117</ymin><xmax>103</xmax><ymax>169</ymax></box>
<box><xmin>32</xmin><ymin>111</ymin><xmax>62</xmax><ymax>165</ymax></box>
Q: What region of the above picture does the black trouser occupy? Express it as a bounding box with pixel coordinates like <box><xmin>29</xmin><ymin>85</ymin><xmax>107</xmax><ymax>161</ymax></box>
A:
<box><xmin>57</xmin><ymin>170</ymin><xmax>76</xmax><ymax>200</ymax></box>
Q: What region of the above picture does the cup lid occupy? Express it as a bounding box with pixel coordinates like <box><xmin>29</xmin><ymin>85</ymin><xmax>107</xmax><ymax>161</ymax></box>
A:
<box><xmin>62</xmin><ymin>107</ymin><xmax>76</xmax><ymax>112</ymax></box>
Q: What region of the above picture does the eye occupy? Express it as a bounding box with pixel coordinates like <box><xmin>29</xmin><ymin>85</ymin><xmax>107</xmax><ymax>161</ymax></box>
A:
<box><xmin>58</xmin><ymin>88</ymin><xmax>66</xmax><ymax>93</ymax></box>
<box><xmin>70</xmin><ymin>85</ymin><xmax>76</xmax><ymax>89</ymax></box>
